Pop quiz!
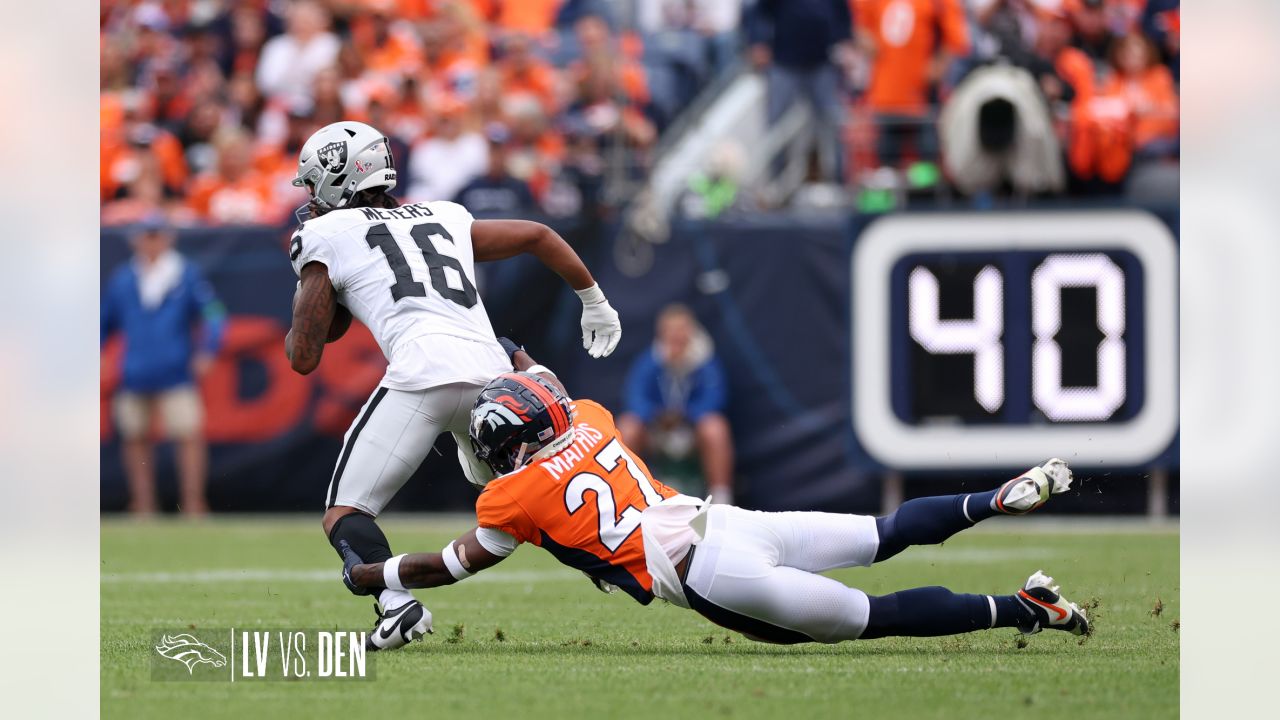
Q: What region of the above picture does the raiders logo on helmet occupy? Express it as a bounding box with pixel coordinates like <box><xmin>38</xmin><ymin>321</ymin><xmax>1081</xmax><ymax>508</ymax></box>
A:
<box><xmin>317</xmin><ymin>141</ymin><xmax>348</xmax><ymax>172</ymax></box>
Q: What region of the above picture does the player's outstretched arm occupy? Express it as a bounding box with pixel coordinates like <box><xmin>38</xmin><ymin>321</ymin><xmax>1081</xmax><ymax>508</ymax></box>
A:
<box><xmin>348</xmin><ymin>528</ymin><xmax>509</xmax><ymax>591</ymax></box>
<box><xmin>285</xmin><ymin>261</ymin><xmax>337</xmax><ymax>375</ymax></box>
<box><xmin>472</xmin><ymin>219</ymin><xmax>621</xmax><ymax>357</ymax></box>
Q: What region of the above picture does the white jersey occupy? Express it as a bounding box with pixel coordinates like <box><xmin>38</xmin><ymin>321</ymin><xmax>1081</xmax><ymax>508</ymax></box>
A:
<box><xmin>290</xmin><ymin>200</ymin><xmax>510</xmax><ymax>390</ymax></box>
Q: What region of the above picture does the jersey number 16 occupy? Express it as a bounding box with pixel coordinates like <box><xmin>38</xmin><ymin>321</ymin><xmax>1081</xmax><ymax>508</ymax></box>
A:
<box><xmin>365</xmin><ymin>221</ymin><xmax>479</xmax><ymax>309</ymax></box>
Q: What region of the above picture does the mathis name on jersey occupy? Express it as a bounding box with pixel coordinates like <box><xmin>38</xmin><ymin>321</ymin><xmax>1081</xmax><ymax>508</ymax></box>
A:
<box><xmin>541</xmin><ymin>422</ymin><xmax>606</xmax><ymax>481</ymax></box>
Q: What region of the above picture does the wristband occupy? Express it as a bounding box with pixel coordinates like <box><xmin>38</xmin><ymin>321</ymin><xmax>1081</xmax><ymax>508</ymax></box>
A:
<box><xmin>574</xmin><ymin>283</ymin><xmax>606</xmax><ymax>305</ymax></box>
<box><xmin>526</xmin><ymin>364</ymin><xmax>556</xmax><ymax>378</ymax></box>
<box><xmin>441</xmin><ymin>541</ymin><xmax>473</xmax><ymax>580</ymax></box>
<box><xmin>383</xmin><ymin>554</ymin><xmax>407</xmax><ymax>591</ymax></box>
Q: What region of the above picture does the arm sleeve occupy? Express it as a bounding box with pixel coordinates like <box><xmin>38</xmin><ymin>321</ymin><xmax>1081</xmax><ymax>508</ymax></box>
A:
<box><xmin>475</xmin><ymin>527</ymin><xmax>520</xmax><ymax>558</ymax></box>
<box><xmin>685</xmin><ymin>356</ymin><xmax>729</xmax><ymax>421</ymax></box>
<box><xmin>623</xmin><ymin>352</ymin><xmax>660</xmax><ymax>423</ymax></box>
<box><xmin>475</xmin><ymin>485</ymin><xmax>537</xmax><ymax>545</ymax></box>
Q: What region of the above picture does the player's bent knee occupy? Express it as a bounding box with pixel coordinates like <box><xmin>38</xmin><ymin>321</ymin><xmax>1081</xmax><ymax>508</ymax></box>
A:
<box><xmin>322</xmin><ymin>505</ymin><xmax>363</xmax><ymax>538</ymax></box>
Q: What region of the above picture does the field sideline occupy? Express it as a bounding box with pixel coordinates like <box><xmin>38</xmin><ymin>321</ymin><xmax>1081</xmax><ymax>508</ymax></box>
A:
<box><xmin>102</xmin><ymin>516</ymin><xmax>1178</xmax><ymax>719</ymax></box>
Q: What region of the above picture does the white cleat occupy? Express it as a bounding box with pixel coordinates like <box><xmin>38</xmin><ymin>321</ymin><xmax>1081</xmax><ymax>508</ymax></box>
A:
<box><xmin>1015</xmin><ymin>570</ymin><xmax>1091</xmax><ymax>637</ymax></box>
<box><xmin>366</xmin><ymin>599</ymin><xmax>433</xmax><ymax>651</ymax></box>
<box><xmin>1039</xmin><ymin>458</ymin><xmax>1074</xmax><ymax>495</ymax></box>
<box><xmin>993</xmin><ymin>459</ymin><xmax>1074</xmax><ymax>514</ymax></box>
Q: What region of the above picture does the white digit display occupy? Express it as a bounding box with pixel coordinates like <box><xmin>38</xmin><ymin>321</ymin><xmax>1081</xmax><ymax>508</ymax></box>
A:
<box><xmin>1031</xmin><ymin>253</ymin><xmax>1127</xmax><ymax>421</ymax></box>
<box><xmin>852</xmin><ymin>212</ymin><xmax>1178</xmax><ymax>469</ymax></box>
<box><xmin>908</xmin><ymin>265</ymin><xmax>1005</xmax><ymax>412</ymax></box>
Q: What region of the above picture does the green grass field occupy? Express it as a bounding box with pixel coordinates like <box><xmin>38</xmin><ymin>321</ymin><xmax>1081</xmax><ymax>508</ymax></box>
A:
<box><xmin>102</xmin><ymin>516</ymin><xmax>1178</xmax><ymax>719</ymax></box>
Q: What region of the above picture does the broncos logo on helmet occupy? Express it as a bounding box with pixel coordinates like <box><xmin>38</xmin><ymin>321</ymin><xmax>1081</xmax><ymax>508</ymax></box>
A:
<box><xmin>469</xmin><ymin>373</ymin><xmax>574</xmax><ymax>476</ymax></box>
<box><xmin>472</xmin><ymin>398</ymin><xmax>528</xmax><ymax>434</ymax></box>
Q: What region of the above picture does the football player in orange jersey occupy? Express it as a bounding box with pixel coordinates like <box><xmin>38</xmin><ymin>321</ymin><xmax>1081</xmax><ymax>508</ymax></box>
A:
<box><xmin>346</xmin><ymin>343</ymin><xmax>1092</xmax><ymax>648</ymax></box>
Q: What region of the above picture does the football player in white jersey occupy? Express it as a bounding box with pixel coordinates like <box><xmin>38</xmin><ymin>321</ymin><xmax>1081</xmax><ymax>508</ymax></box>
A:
<box><xmin>285</xmin><ymin>121</ymin><xmax>622</xmax><ymax>651</ymax></box>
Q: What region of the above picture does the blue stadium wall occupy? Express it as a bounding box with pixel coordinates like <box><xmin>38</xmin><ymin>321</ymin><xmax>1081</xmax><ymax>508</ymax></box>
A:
<box><xmin>100</xmin><ymin>205</ymin><xmax>1178</xmax><ymax>513</ymax></box>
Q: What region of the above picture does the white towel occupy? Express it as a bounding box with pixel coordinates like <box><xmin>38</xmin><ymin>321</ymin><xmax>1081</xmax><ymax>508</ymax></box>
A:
<box><xmin>135</xmin><ymin>250</ymin><xmax>185</xmax><ymax>310</ymax></box>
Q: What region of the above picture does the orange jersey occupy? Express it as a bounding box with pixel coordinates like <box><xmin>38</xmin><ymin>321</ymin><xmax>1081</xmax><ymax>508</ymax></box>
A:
<box><xmin>856</xmin><ymin>0</ymin><xmax>970</xmax><ymax>114</ymax></box>
<box><xmin>475</xmin><ymin>399</ymin><xmax>679</xmax><ymax>604</ymax></box>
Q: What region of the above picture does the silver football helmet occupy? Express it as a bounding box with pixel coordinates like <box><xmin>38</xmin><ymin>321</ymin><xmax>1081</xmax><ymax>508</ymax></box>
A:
<box><xmin>292</xmin><ymin>121</ymin><xmax>397</xmax><ymax>219</ymax></box>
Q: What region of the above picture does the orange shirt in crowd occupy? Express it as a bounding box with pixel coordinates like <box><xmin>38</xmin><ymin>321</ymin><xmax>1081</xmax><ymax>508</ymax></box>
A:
<box><xmin>101</xmin><ymin>129</ymin><xmax>188</xmax><ymax>202</ymax></box>
<box><xmin>492</xmin><ymin>0</ymin><xmax>561</xmax><ymax>35</ymax></box>
<box><xmin>1102</xmin><ymin>64</ymin><xmax>1178</xmax><ymax>148</ymax></box>
<box><xmin>855</xmin><ymin>0</ymin><xmax>970</xmax><ymax>115</ymax></box>
<box><xmin>186</xmin><ymin>171</ymin><xmax>279</xmax><ymax>224</ymax></box>
<box><xmin>499</xmin><ymin>61</ymin><xmax>561</xmax><ymax>113</ymax></box>
<box><xmin>351</xmin><ymin>18</ymin><xmax>424</xmax><ymax>77</ymax></box>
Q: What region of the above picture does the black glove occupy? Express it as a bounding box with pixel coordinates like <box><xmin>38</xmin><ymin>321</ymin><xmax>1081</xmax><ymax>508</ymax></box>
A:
<box><xmin>337</xmin><ymin>542</ymin><xmax>372</xmax><ymax>596</ymax></box>
<box><xmin>497</xmin><ymin>337</ymin><xmax>523</xmax><ymax>363</ymax></box>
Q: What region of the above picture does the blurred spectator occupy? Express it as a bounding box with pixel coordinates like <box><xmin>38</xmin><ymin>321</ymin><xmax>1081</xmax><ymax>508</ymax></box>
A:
<box><xmin>564</xmin><ymin>55</ymin><xmax>657</xmax><ymax>150</ymax></box>
<box><xmin>453</xmin><ymin>128</ymin><xmax>538</xmax><ymax>215</ymax></box>
<box><xmin>417</xmin><ymin>13</ymin><xmax>483</xmax><ymax>100</ymax></box>
<box><xmin>489</xmin><ymin>0</ymin><xmax>563</xmax><ymax>37</ymax></box>
<box><xmin>504</xmin><ymin>94</ymin><xmax>566</xmax><ymax>199</ymax></box>
<box><xmin>255</xmin><ymin>0</ymin><xmax>341</xmax><ymax>105</ymax></box>
<box><xmin>855</xmin><ymin>0</ymin><xmax>969</xmax><ymax>168</ymax></box>
<box><xmin>636</xmin><ymin>0</ymin><xmax>743</xmax><ymax>73</ymax></box>
<box><xmin>747</xmin><ymin>0</ymin><xmax>853</xmax><ymax>182</ymax></box>
<box><xmin>497</xmin><ymin>33</ymin><xmax>563</xmax><ymax>114</ymax></box>
<box><xmin>680</xmin><ymin>141</ymin><xmax>751</xmax><ymax>219</ymax></box>
<box><xmin>618</xmin><ymin>305</ymin><xmax>735</xmax><ymax>504</ymax></box>
<box><xmin>406</xmin><ymin>96</ymin><xmax>488</xmax><ymax>202</ymax></box>
<box><xmin>968</xmin><ymin>0</ymin><xmax>1037</xmax><ymax>66</ymax></box>
<box><xmin>102</xmin><ymin>171</ymin><xmax>172</xmax><ymax>226</ymax></box>
<box><xmin>1141</xmin><ymin>0</ymin><xmax>1179</xmax><ymax>82</ymax></box>
<box><xmin>186</xmin><ymin>128</ymin><xmax>281</xmax><ymax>224</ymax></box>
<box><xmin>1066</xmin><ymin>0</ymin><xmax>1113</xmax><ymax>66</ymax></box>
<box><xmin>101</xmin><ymin>217</ymin><xmax>226</xmax><ymax>516</ymax></box>
<box><xmin>546</xmin><ymin>127</ymin><xmax>606</xmax><ymax>219</ymax></box>
<box><xmin>222</xmin><ymin>4</ymin><xmax>276</xmax><ymax>78</ymax></box>
<box><xmin>348</xmin><ymin>9</ymin><xmax>424</xmax><ymax>80</ymax></box>
<box><xmin>101</xmin><ymin>100</ymin><xmax>189</xmax><ymax>204</ymax></box>
<box><xmin>1102</xmin><ymin>32</ymin><xmax>1178</xmax><ymax>159</ymax></box>
<box><xmin>1022</xmin><ymin>9</ymin><xmax>1094</xmax><ymax>110</ymax></box>
<box><xmin>363</xmin><ymin>94</ymin><xmax>412</xmax><ymax>199</ymax></box>
<box><xmin>177</xmin><ymin>98</ymin><xmax>225</xmax><ymax>177</ymax></box>
<box><xmin>310</xmin><ymin>67</ymin><xmax>349</xmax><ymax>126</ymax></box>
<box><xmin>572</xmin><ymin>15</ymin><xmax>651</xmax><ymax>111</ymax></box>
<box><xmin>225</xmin><ymin>70</ymin><xmax>268</xmax><ymax>134</ymax></box>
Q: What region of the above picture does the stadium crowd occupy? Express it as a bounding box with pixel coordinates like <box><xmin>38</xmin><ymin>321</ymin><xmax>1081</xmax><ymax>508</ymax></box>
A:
<box><xmin>100</xmin><ymin>0</ymin><xmax>1179</xmax><ymax>226</ymax></box>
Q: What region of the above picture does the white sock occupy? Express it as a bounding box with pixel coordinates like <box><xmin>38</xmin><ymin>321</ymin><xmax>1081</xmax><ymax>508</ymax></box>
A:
<box><xmin>379</xmin><ymin>588</ymin><xmax>415</xmax><ymax>611</ymax></box>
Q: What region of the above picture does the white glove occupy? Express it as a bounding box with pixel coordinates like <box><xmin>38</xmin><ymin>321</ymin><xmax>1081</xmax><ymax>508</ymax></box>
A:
<box><xmin>576</xmin><ymin>283</ymin><xmax>621</xmax><ymax>358</ymax></box>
